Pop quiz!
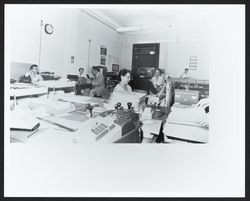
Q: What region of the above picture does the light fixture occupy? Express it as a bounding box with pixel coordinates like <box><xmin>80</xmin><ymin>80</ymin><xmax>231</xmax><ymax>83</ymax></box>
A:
<box><xmin>149</xmin><ymin>51</ymin><xmax>155</xmax><ymax>55</ymax></box>
<box><xmin>116</xmin><ymin>26</ymin><xmax>141</xmax><ymax>33</ymax></box>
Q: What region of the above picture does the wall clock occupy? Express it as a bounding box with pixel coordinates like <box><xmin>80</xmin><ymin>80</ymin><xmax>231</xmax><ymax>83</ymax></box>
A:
<box><xmin>45</xmin><ymin>24</ymin><xmax>53</xmax><ymax>34</ymax></box>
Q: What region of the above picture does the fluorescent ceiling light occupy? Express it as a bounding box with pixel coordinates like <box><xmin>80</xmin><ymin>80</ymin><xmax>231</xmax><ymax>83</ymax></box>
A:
<box><xmin>116</xmin><ymin>26</ymin><xmax>141</xmax><ymax>32</ymax></box>
<box><xmin>116</xmin><ymin>24</ymin><xmax>172</xmax><ymax>33</ymax></box>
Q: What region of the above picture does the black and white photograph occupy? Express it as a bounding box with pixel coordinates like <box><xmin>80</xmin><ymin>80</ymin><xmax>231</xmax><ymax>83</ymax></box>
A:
<box><xmin>4</xmin><ymin>4</ymin><xmax>245</xmax><ymax>198</ymax></box>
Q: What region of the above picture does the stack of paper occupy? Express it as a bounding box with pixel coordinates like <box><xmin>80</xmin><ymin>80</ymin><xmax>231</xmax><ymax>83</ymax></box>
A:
<box><xmin>167</xmin><ymin>107</ymin><xmax>205</xmax><ymax>126</ymax></box>
<box><xmin>29</xmin><ymin>99</ymin><xmax>75</xmax><ymax>115</ymax></box>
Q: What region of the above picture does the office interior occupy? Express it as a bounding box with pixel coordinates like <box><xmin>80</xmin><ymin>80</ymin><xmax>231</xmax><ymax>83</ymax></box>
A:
<box><xmin>8</xmin><ymin>5</ymin><xmax>210</xmax><ymax>144</ymax></box>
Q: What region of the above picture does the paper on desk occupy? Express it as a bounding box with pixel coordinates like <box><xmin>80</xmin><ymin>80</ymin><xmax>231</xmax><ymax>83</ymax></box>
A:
<box><xmin>164</xmin><ymin>122</ymin><xmax>209</xmax><ymax>143</ymax></box>
<box><xmin>167</xmin><ymin>107</ymin><xmax>205</xmax><ymax>125</ymax></box>
<box><xmin>40</xmin><ymin>116</ymin><xmax>82</xmax><ymax>131</ymax></box>
<box><xmin>29</xmin><ymin>99</ymin><xmax>75</xmax><ymax>115</ymax></box>
<box><xmin>10</xmin><ymin>129</ymin><xmax>39</xmax><ymax>143</ymax></box>
<box><xmin>142</xmin><ymin>119</ymin><xmax>162</xmax><ymax>137</ymax></box>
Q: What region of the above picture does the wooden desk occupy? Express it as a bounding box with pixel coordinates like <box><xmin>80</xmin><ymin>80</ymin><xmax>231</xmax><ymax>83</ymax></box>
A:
<box><xmin>38</xmin><ymin>80</ymin><xmax>76</xmax><ymax>93</ymax></box>
<box><xmin>10</xmin><ymin>85</ymin><xmax>48</xmax><ymax>98</ymax></box>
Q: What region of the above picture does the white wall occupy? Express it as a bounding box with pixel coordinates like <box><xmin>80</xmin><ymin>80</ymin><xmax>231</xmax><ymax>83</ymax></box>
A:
<box><xmin>121</xmin><ymin>25</ymin><xmax>209</xmax><ymax>79</ymax></box>
<box><xmin>167</xmin><ymin>40</ymin><xmax>209</xmax><ymax>79</ymax></box>
<box><xmin>7</xmin><ymin>6</ymin><xmax>209</xmax><ymax>80</ymax></box>
<box><xmin>7</xmin><ymin>6</ymin><xmax>80</xmax><ymax>78</ymax></box>
<box><xmin>75</xmin><ymin>11</ymin><xmax>124</xmax><ymax>74</ymax></box>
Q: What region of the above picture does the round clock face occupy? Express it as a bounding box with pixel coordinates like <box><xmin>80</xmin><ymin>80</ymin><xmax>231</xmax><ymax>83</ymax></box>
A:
<box><xmin>45</xmin><ymin>24</ymin><xmax>53</xmax><ymax>34</ymax></box>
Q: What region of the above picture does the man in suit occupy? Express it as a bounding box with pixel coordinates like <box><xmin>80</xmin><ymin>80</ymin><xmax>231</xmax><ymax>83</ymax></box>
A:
<box><xmin>89</xmin><ymin>66</ymin><xmax>105</xmax><ymax>97</ymax></box>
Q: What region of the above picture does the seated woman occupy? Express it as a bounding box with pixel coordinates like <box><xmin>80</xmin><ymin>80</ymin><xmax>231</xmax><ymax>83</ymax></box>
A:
<box><xmin>78</xmin><ymin>68</ymin><xmax>88</xmax><ymax>84</ymax></box>
<box><xmin>151</xmin><ymin>69</ymin><xmax>164</xmax><ymax>91</ymax></box>
<box><xmin>113</xmin><ymin>69</ymin><xmax>132</xmax><ymax>93</ymax></box>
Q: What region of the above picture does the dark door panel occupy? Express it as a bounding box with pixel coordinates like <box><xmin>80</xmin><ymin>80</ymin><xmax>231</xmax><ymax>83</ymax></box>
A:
<box><xmin>132</xmin><ymin>43</ymin><xmax>160</xmax><ymax>76</ymax></box>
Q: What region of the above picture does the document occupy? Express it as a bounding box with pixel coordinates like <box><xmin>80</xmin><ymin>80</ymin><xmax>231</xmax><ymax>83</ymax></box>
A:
<box><xmin>142</xmin><ymin>119</ymin><xmax>162</xmax><ymax>138</ymax></box>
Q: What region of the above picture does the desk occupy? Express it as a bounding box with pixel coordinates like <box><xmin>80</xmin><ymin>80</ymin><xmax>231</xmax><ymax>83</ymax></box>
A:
<box><xmin>174</xmin><ymin>89</ymin><xmax>199</xmax><ymax>105</ymax></box>
<box><xmin>9</xmin><ymin>93</ymin><xmax>162</xmax><ymax>143</ymax></box>
<box><xmin>75</xmin><ymin>83</ymin><xmax>92</xmax><ymax>95</ymax></box>
<box><xmin>172</xmin><ymin>78</ymin><xmax>209</xmax><ymax>99</ymax></box>
<box><xmin>163</xmin><ymin>104</ymin><xmax>209</xmax><ymax>143</ymax></box>
<box><xmin>164</xmin><ymin>122</ymin><xmax>209</xmax><ymax>143</ymax></box>
<box><xmin>38</xmin><ymin>80</ymin><xmax>76</xmax><ymax>93</ymax></box>
<box><xmin>10</xmin><ymin>84</ymin><xmax>48</xmax><ymax>98</ymax></box>
<box><xmin>9</xmin><ymin>94</ymin><xmax>207</xmax><ymax>144</ymax></box>
<box><xmin>10</xmin><ymin>87</ymin><xmax>48</xmax><ymax>98</ymax></box>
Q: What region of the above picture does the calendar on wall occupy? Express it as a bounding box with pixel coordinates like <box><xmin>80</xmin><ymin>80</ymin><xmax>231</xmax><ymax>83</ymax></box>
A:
<box><xmin>189</xmin><ymin>56</ymin><xmax>198</xmax><ymax>70</ymax></box>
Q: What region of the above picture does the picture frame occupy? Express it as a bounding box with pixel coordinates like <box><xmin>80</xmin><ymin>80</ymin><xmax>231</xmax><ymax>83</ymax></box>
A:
<box><xmin>112</xmin><ymin>64</ymin><xmax>119</xmax><ymax>72</ymax></box>
<box><xmin>100</xmin><ymin>55</ymin><xmax>106</xmax><ymax>65</ymax></box>
<box><xmin>100</xmin><ymin>45</ymin><xmax>107</xmax><ymax>55</ymax></box>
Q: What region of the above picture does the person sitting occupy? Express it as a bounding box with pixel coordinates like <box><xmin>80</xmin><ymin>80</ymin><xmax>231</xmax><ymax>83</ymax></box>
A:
<box><xmin>113</xmin><ymin>69</ymin><xmax>132</xmax><ymax>93</ymax></box>
<box><xmin>151</xmin><ymin>69</ymin><xmax>164</xmax><ymax>90</ymax></box>
<box><xmin>180</xmin><ymin>68</ymin><xmax>190</xmax><ymax>78</ymax></box>
<box><xmin>78</xmin><ymin>67</ymin><xmax>88</xmax><ymax>84</ymax></box>
<box><xmin>129</xmin><ymin>68</ymin><xmax>157</xmax><ymax>95</ymax></box>
<box><xmin>89</xmin><ymin>66</ymin><xmax>105</xmax><ymax>97</ymax></box>
<box><xmin>76</xmin><ymin>68</ymin><xmax>92</xmax><ymax>95</ymax></box>
<box><xmin>25</xmin><ymin>64</ymin><xmax>43</xmax><ymax>83</ymax></box>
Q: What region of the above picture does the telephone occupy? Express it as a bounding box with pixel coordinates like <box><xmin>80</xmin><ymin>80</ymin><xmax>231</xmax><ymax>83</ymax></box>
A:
<box><xmin>74</xmin><ymin>108</ymin><xmax>141</xmax><ymax>143</ymax></box>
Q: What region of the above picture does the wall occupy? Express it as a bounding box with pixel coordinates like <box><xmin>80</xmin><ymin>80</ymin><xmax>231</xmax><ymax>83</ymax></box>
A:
<box><xmin>6</xmin><ymin>6</ymin><xmax>80</xmax><ymax>78</ymax></box>
<box><xmin>75</xmin><ymin>11</ymin><xmax>124</xmax><ymax>74</ymax></box>
<box><xmin>121</xmin><ymin>25</ymin><xmax>209</xmax><ymax>79</ymax></box>
<box><xmin>7</xmin><ymin>6</ymin><xmax>209</xmax><ymax>80</ymax></box>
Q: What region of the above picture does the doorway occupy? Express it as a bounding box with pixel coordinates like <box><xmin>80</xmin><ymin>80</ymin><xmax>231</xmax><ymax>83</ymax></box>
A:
<box><xmin>132</xmin><ymin>43</ymin><xmax>160</xmax><ymax>76</ymax></box>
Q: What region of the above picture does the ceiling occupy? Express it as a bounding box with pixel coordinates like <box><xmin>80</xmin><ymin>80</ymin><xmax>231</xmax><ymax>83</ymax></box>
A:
<box><xmin>81</xmin><ymin>6</ymin><xmax>209</xmax><ymax>34</ymax></box>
